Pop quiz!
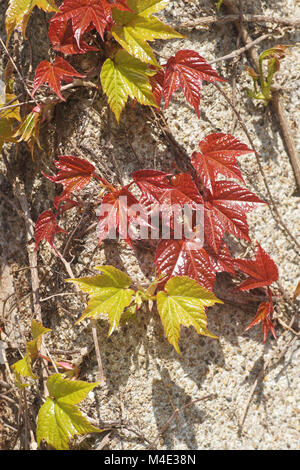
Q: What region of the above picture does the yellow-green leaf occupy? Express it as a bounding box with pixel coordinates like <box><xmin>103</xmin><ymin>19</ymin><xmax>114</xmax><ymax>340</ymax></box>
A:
<box><xmin>131</xmin><ymin>0</ymin><xmax>168</xmax><ymax>17</ymax></box>
<box><xmin>66</xmin><ymin>265</ymin><xmax>134</xmax><ymax>334</ymax></box>
<box><xmin>0</xmin><ymin>94</ymin><xmax>21</xmax><ymax>121</ymax></box>
<box><xmin>36</xmin><ymin>374</ymin><xmax>101</xmax><ymax>450</ymax></box>
<box><xmin>13</xmin><ymin>108</ymin><xmax>42</xmax><ymax>157</ymax></box>
<box><xmin>156</xmin><ymin>276</ymin><xmax>222</xmax><ymax>353</ymax></box>
<box><xmin>112</xmin><ymin>0</ymin><xmax>183</xmax><ymax>65</ymax></box>
<box><xmin>11</xmin><ymin>355</ymin><xmax>37</xmax><ymax>381</ymax></box>
<box><xmin>101</xmin><ymin>49</ymin><xmax>157</xmax><ymax>122</ymax></box>
<box><xmin>0</xmin><ymin>117</ymin><xmax>15</xmax><ymax>151</ymax></box>
<box><xmin>26</xmin><ymin>320</ymin><xmax>51</xmax><ymax>359</ymax></box>
<box><xmin>6</xmin><ymin>0</ymin><xmax>58</xmax><ymax>44</ymax></box>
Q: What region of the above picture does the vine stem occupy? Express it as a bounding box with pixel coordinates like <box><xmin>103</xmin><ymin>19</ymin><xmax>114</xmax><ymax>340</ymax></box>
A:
<box><xmin>174</xmin><ymin>13</ymin><xmax>300</xmax><ymax>29</ymax></box>
<box><xmin>213</xmin><ymin>82</ymin><xmax>300</xmax><ymax>251</ymax></box>
<box><xmin>56</xmin><ymin>250</ymin><xmax>106</xmax><ymax>385</ymax></box>
<box><xmin>219</xmin><ymin>0</ymin><xmax>300</xmax><ymax>190</ymax></box>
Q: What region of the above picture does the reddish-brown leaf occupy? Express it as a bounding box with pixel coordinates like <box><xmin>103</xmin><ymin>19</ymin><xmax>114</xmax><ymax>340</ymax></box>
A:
<box><xmin>191</xmin><ymin>133</ymin><xmax>254</xmax><ymax>191</ymax></box>
<box><xmin>32</xmin><ymin>57</ymin><xmax>84</xmax><ymax>101</ymax></box>
<box><xmin>234</xmin><ymin>244</ymin><xmax>279</xmax><ymax>291</ymax></box>
<box><xmin>155</xmin><ymin>239</ymin><xmax>217</xmax><ymax>290</ymax></box>
<box><xmin>35</xmin><ymin>210</ymin><xmax>67</xmax><ymax>254</ymax></box>
<box><xmin>133</xmin><ymin>170</ymin><xmax>203</xmax><ymax>208</ymax></box>
<box><xmin>163</xmin><ymin>50</ymin><xmax>225</xmax><ymax>116</ymax></box>
<box><xmin>203</xmin><ymin>182</ymin><xmax>265</xmax><ymax>253</ymax></box>
<box><xmin>51</xmin><ymin>0</ymin><xmax>112</xmax><ymax>48</ymax></box>
<box><xmin>49</xmin><ymin>19</ymin><xmax>98</xmax><ymax>55</ymax></box>
<box><xmin>43</xmin><ymin>155</ymin><xmax>96</xmax><ymax>201</ymax></box>
<box><xmin>97</xmin><ymin>186</ymin><xmax>150</xmax><ymax>247</ymax></box>
<box><xmin>149</xmin><ymin>68</ymin><xmax>165</xmax><ymax>107</ymax></box>
<box><xmin>245</xmin><ymin>300</ymin><xmax>277</xmax><ymax>343</ymax></box>
<box><xmin>205</xmin><ymin>242</ymin><xmax>235</xmax><ymax>275</ymax></box>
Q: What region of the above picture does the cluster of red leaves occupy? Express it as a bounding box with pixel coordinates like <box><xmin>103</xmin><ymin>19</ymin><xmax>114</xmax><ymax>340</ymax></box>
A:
<box><xmin>32</xmin><ymin>0</ymin><xmax>132</xmax><ymax>99</ymax></box>
<box><xmin>35</xmin><ymin>133</ymin><xmax>279</xmax><ymax>341</ymax></box>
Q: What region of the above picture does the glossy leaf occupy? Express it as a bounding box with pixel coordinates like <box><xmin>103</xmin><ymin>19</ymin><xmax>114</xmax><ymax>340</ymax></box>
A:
<box><xmin>163</xmin><ymin>50</ymin><xmax>225</xmax><ymax>116</ymax></box>
<box><xmin>203</xmin><ymin>181</ymin><xmax>265</xmax><ymax>253</ymax></box>
<box><xmin>101</xmin><ymin>49</ymin><xmax>157</xmax><ymax>122</ymax></box>
<box><xmin>42</xmin><ymin>155</ymin><xmax>96</xmax><ymax>203</ymax></box>
<box><xmin>51</xmin><ymin>0</ymin><xmax>111</xmax><ymax>47</ymax></box>
<box><xmin>35</xmin><ymin>209</ymin><xmax>67</xmax><ymax>254</ymax></box>
<box><xmin>155</xmin><ymin>239</ymin><xmax>217</xmax><ymax>291</ymax></box>
<box><xmin>49</xmin><ymin>19</ymin><xmax>98</xmax><ymax>55</ymax></box>
<box><xmin>111</xmin><ymin>0</ymin><xmax>183</xmax><ymax>66</ymax></box>
<box><xmin>66</xmin><ymin>265</ymin><xmax>134</xmax><ymax>333</ymax></box>
<box><xmin>156</xmin><ymin>276</ymin><xmax>221</xmax><ymax>353</ymax></box>
<box><xmin>5</xmin><ymin>0</ymin><xmax>58</xmax><ymax>43</ymax></box>
<box><xmin>36</xmin><ymin>374</ymin><xmax>101</xmax><ymax>450</ymax></box>
<box><xmin>245</xmin><ymin>300</ymin><xmax>276</xmax><ymax>343</ymax></box>
<box><xmin>32</xmin><ymin>56</ymin><xmax>84</xmax><ymax>101</ymax></box>
<box><xmin>191</xmin><ymin>133</ymin><xmax>254</xmax><ymax>191</ymax></box>
<box><xmin>234</xmin><ymin>243</ymin><xmax>279</xmax><ymax>291</ymax></box>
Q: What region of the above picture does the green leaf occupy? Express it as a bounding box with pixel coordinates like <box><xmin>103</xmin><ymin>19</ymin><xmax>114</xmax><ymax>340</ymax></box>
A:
<box><xmin>101</xmin><ymin>49</ymin><xmax>157</xmax><ymax>122</ymax></box>
<box><xmin>11</xmin><ymin>320</ymin><xmax>51</xmax><ymax>386</ymax></box>
<box><xmin>131</xmin><ymin>0</ymin><xmax>168</xmax><ymax>16</ymax></box>
<box><xmin>66</xmin><ymin>265</ymin><xmax>135</xmax><ymax>334</ymax></box>
<box><xmin>11</xmin><ymin>355</ymin><xmax>37</xmax><ymax>381</ymax></box>
<box><xmin>26</xmin><ymin>320</ymin><xmax>51</xmax><ymax>359</ymax></box>
<box><xmin>13</xmin><ymin>108</ymin><xmax>42</xmax><ymax>157</ymax></box>
<box><xmin>112</xmin><ymin>0</ymin><xmax>183</xmax><ymax>65</ymax></box>
<box><xmin>5</xmin><ymin>0</ymin><xmax>58</xmax><ymax>44</ymax></box>
<box><xmin>156</xmin><ymin>276</ymin><xmax>222</xmax><ymax>353</ymax></box>
<box><xmin>37</xmin><ymin>374</ymin><xmax>101</xmax><ymax>450</ymax></box>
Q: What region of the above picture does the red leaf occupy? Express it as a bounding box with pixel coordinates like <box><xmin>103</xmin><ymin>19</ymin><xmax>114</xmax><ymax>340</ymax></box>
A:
<box><xmin>133</xmin><ymin>170</ymin><xmax>203</xmax><ymax>208</ymax></box>
<box><xmin>49</xmin><ymin>19</ymin><xmax>98</xmax><ymax>55</ymax></box>
<box><xmin>203</xmin><ymin>181</ymin><xmax>265</xmax><ymax>253</ymax></box>
<box><xmin>97</xmin><ymin>186</ymin><xmax>150</xmax><ymax>247</ymax></box>
<box><xmin>102</xmin><ymin>0</ymin><xmax>132</xmax><ymax>12</ymax></box>
<box><xmin>43</xmin><ymin>155</ymin><xmax>96</xmax><ymax>200</ymax></box>
<box><xmin>149</xmin><ymin>68</ymin><xmax>165</xmax><ymax>107</ymax></box>
<box><xmin>32</xmin><ymin>57</ymin><xmax>84</xmax><ymax>101</ymax></box>
<box><xmin>54</xmin><ymin>196</ymin><xmax>79</xmax><ymax>213</ymax></box>
<box><xmin>35</xmin><ymin>210</ymin><xmax>67</xmax><ymax>254</ymax></box>
<box><xmin>155</xmin><ymin>239</ymin><xmax>217</xmax><ymax>291</ymax></box>
<box><xmin>234</xmin><ymin>244</ymin><xmax>279</xmax><ymax>291</ymax></box>
<box><xmin>245</xmin><ymin>300</ymin><xmax>277</xmax><ymax>343</ymax></box>
<box><xmin>51</xmin><ymin>0</ymin><xmax>112</xmax><ymax>48</ymax></box>
<box><xmin>205</xmin><ymin>242</ymin><xmax>235</xmax><ymax>275</ymax></box>
<box><xmin>163</xmin><ymin>50</ymin><xmax>225</xmax><ymax>117</ymax></box>
<box><xmin>191</xmin><ymin>133</ymin><xmax>254</xmax><ymax>191</ymax></box>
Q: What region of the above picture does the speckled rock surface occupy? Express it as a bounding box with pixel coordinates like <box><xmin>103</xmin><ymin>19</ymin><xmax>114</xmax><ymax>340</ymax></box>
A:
<box><xmin>1</xmin><ymin>0</ymin><xmax>300</xmax><ymax>450</ymax></box>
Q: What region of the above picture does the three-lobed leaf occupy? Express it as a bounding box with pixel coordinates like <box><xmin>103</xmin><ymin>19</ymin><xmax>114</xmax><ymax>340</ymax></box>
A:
<box><xmin>66</xmin><ymin>265</ymin><xmax>134</xmax><ymax>333</ymax></box>
<box><xmin>111</xmin><ymin>0</ymin><xmax>183</xmax><ymax>66</ymax></box>
<box><xmin>191</xmin><ymin>133</ymin><xmax>254</xmax><ymax>191</ymax></box>
<box><xmin>156</xmin><ymin>276</ymin><xmax>222</xmax><ymax>353</ymax></box>
<box><xmin>35</xmin><ymin>209</ymin><xmax>67</xmax><ymax>255</ymax></box>
<box><xmin>42</xmin><ymin>155</ymin><xmax>96</xmax><ymax>204</ymax></box>
<box><xmin>234</xmin><ymin>243</ymin><xmax>278</xmax><ymax>291</ymax></box>
<box><xmin>36</xmin><ymin>374</ymin><xmax>101</xmax><ymax>450</ymax></box>
<box><xmin>162</xmin><ymin>50</ymin><xmax>225</xmax><ymax>116</ymax></box>
<box><xmin>32</xmin><ymin>56</ymin><xmax>84</xmax><ymax>101</ymax></box>
<box><xmin>101</xmin><ymin>49</ymin><xmax>157</xmax><ymax>121</ymax></box>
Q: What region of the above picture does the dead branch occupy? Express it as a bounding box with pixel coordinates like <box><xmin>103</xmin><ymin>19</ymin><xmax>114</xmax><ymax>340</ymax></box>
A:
<box><xmin>219</xmin><ymin>0</ymin><xmax>300</xmax><ymax>189</ymax></box>
<box><xmin>175</xmin><ymin>14</ymin><xmax>300</xmax><ymax>29</ymax></box>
